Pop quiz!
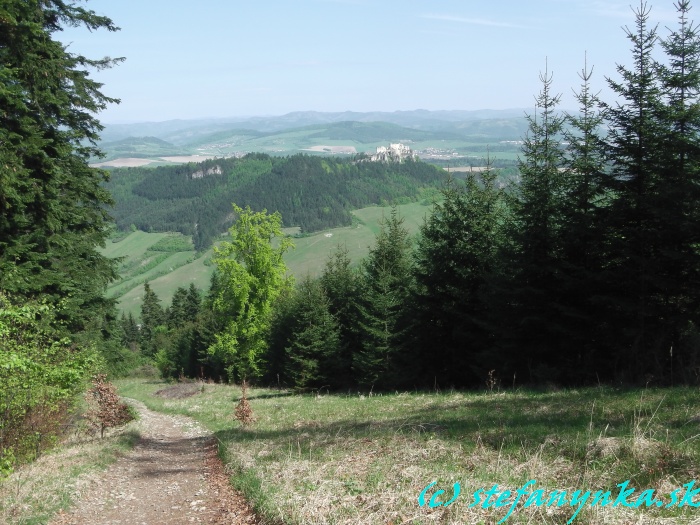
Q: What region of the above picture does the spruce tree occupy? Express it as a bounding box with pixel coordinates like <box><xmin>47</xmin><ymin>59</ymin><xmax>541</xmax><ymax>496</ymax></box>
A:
<box><xmin>140</xmin><ymin>282</ymin><xmax>165</xmax><ymax>356</ymax></box>
<box><xmin>284</xmin><ymin>276</ymin><xmax>341</xmax><ymax>390</ymax></box>
<box><xmin>409</xmin><ymin>165</ymin><xmax>505</xmax><ymax>388</ymax></box>
<box><xmin>506</xmin><ymin>62</ymin><xmax>568</xmax><ymax>382</ymax></box>
<box><xmin>0</xmin><ymin>1</ymin><xmax>122</xmax><ymax>334</ymax></box>
<box><xmin>558</xmin><ymin>58</ymin><xmax>610</xmax><ymax>379</ymax></box>
<box><xmin>355</xmin><ymin>207</ymin><xmax>412</xmax><ymax>389</ymax></box>
<box><xmin>653</xmin><ymin>0</ymin><xmax>700</xmax><ymax>380</ymax></box>
<box><xmin>319</xmin><ymin>245</ymin><xmax>363</xmax><ymax>386</ymax></box>
<box><xmin>602</xmin><ymin>2</ymin><xmax>676</xmax><ymax>379</ymax></box>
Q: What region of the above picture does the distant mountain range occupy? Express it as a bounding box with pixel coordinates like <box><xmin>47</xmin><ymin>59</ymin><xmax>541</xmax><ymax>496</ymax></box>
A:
<box><xmin>99</xmin><ymin>109</ymin><xmax>530</xmax><ymax>143</ymax></box>
<box><xmin>95</xmin><ymin>109</ymin><xmax>531</xmax><ymax>165</ymax></box>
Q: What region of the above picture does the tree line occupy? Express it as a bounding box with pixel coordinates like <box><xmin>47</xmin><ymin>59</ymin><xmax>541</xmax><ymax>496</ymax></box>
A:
<box><xmin>105</xmin><ymin>153</ymin><xmax>449</xmax><ymax>250</ymax></box>
<box><xmin>134</xmin><ymin>2</ymin><xmax>700</xmax><ymax>389</ymax></box>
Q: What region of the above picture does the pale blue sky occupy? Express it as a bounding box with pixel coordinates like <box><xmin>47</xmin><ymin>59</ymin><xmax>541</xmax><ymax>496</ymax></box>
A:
<box><xmin>58</xmin><ymin>0</ymin><xmax>683</xmax><ymax>123</ymax></box>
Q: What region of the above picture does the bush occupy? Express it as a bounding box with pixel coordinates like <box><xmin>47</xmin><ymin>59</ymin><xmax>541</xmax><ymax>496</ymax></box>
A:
<box><xmin>84</xmin><ymin>374</ymin><xmax>135</xmax><ymax>438</ymax></box>
<box><xmin>0</xmin><ymin>293</ymin><xmax>98</xmax><ymax>471</ymax></box>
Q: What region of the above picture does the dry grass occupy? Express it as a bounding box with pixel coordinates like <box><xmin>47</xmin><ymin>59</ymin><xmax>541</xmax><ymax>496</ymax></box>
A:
<box><xmin>116</xmin><ymin>380</ymin><xmax>700</xmax><ymax>525</ymax></box>
<box><xmin>0</xmin><ymin>414</ymin><xmax>140</xmax><ymax>524</ymax></box>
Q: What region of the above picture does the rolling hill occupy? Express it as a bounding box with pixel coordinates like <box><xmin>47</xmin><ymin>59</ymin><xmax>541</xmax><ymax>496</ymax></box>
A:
<box><xmin>94</xmin><ymin>111</ymin><xmax>531</xmax><ymax>166</ymax></box>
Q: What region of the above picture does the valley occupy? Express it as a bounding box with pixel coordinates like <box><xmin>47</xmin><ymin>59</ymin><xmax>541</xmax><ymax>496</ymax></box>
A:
<box><xmin>102</xmin><ymin>201</ymin><xmax>432</xmax><ymax>316</ymax></box>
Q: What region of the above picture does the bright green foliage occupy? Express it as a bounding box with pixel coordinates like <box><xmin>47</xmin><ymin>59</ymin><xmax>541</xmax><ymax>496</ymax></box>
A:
<box><xmin>209</xmin><ymin>204</ymin><xmax>294</xmax><ymax>382</ymax></box>
<box><xmin>409</xmin><ymin>166</ymin><xmax>505</xmax><ymax>387</ymax></box>
<box><xmin>0</xmin><ymin>1</ymin><xmax>122</xmax><ymax>333</ymax></box>
<box><xmin>105</xmin><ymin>154</ymin><xmax>447</xmax><ymax>250</ymax></box>
<box><xmin>283</xmin><ymin>276</ymin><xmax>341</xmax><ymax>389</ymax></box>
<box><xmin>0</xmin><ymin>293</ymin><xmax>98</xmax><ymax>474</ymax></box>
<box><xmin>355</xmin><ymin>207</ymin><xmax>413</xmax><ymax>389</ymax></box>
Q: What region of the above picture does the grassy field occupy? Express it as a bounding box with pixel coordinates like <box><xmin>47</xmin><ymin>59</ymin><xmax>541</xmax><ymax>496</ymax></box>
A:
<box><xmin>116</xmin><ymin>379</ymin><xmax>700</xmax><ymax>524</ymax></box>
<box><xmin>101</xmin><ymin>232</ymin><xmax>202</xmax><ymax>315</ymax></box>
<box><xmin>104</xmin><ymin>202</ymin><xmax>433</xmax><ymax>316</ymax></box>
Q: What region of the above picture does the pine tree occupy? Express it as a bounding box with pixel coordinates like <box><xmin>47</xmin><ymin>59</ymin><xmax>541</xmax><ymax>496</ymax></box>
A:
<box><xmin>506</xmin><ymin>62</ymin><xmax>569</xmax><ymax>382</ymax></box>
<box><xmin>0</xmin><ymin>1</ymin><xmax>122</xmax><ymax>334</ymax></box>
<box><xmin>409</xmin><ymin>165</ymin><xmax>505</xmax><ymax>388</ymax></box>
<box><xmin>355</xmin><ymin>207</ymin><xmax>412</xmax><ymax>389</ymax></box>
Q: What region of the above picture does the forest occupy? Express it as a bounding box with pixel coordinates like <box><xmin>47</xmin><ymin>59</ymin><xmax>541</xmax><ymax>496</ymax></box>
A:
<box><xmin>2</xmin><ymin>0</ymin><xmax>700</xmax><ymax>484</ymax></box>
<box><xmin>105</xmin><ymin>153</ymin><xmax>448</xmax><ymax>250</ymax></box>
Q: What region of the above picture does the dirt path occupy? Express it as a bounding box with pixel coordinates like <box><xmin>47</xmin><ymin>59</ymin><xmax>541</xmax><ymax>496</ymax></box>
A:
<box><xmin>51</xmin><ymin>399</ymin><xmax>260</xmax><ymax>525</ymax></box>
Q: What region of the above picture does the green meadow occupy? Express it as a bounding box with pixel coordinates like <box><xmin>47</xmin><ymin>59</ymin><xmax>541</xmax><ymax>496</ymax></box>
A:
<box><xmin>103</xmin><ymin>202</ymin><xmax>433</xmax><ymax>316</ymax></box>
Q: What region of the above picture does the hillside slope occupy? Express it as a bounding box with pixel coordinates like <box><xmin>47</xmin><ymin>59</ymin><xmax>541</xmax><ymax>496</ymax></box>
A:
<box><xmin>105</xmin><ymin>153</ymin><xmax>446</xmax><ymax>250</ymax></box>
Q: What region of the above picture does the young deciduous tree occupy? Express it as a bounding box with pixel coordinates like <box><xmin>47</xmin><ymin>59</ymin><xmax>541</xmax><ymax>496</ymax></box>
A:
<box><xmin>209</xmin><ymin>204</ymin><xmax>294</xmax><ymax>382</ymax></box>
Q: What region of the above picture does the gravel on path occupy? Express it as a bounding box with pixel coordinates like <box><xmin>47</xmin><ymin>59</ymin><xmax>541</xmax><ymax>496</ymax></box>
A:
<box><xmin>50</xmin><ymin>399</ymin><xmax>261</xmax><ymax>525</ymax></box>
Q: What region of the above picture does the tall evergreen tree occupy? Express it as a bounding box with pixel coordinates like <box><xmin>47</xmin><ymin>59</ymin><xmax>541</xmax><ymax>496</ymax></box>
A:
<box><xmin>0</xmin><ymin>1</ymin><xmax>122</xmax><ymax>335</ymax></box>
<box><xmin>284</xmin><ymin>276</ymin><xmax>341</xmax><ymax>390</ymax></box>
<box><xmin>602</xmin><ymin>1</ymin><xmax>677</xmax><ymax>379</ymax></box>
<box><xmin>319</xmin><ymin>245</ymin><xmax>363</xmax><ymax>386</ymax></box>
<box><xmin>558</xmin><ymin>58</ymin><xmax>611</xmax><ymax>379</ymax></box>
<box><xmin>409</xmin><ymin>165</ymin><xmax>505</xmax><ymax>388</ymax></box>
<box><xmin>140</xmin><ymin>282</ymin><xmax>165</xmax><ymax>356</ymax></box>
<box><xmin>652</xmin><ymin>0</ymin><xmax>700</xmax><ymax>380</ymax></box>
<box><xmin>355</xmin><ymin>207</ymin><xmax>412</xmax><ymax>389</ymax></box>
<box><xmin>505</xmin><ymin>63</ymin><xmax>569</xmax><ymax>382</ymax></box>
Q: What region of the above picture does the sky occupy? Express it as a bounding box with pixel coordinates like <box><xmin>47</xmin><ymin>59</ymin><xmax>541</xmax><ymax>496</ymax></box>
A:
<box><xmin>57</xmin><ymin>0</ymin><xmax>684</xmax><ymax>123</ymax></box>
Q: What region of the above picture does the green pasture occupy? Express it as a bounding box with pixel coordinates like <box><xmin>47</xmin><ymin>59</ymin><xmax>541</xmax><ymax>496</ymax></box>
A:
<box><xmin>105</xmin><ymin>202</ymin><xmax>434</xmax><ymax>316</ymax></box>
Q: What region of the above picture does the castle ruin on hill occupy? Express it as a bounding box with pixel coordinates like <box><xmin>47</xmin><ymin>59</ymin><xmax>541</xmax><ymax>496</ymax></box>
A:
<box><xmin>370</xmin><ymin>143</ymin><xmax>417</xmax><ymax>162</ymax></box>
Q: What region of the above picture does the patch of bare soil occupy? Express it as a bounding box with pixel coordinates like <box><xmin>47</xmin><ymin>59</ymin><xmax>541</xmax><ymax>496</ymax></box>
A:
<box><xmin>155</xmin><ymin>383</ymin><xmax>204</xmax><ymax>400</ymax></box>
<box><xmin>50</xmin><ymin>399</ymin><xmax>261</xmax><ymax>525</ymax></box>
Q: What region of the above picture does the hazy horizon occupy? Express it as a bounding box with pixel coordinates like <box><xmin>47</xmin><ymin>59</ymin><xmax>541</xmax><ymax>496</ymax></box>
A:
<box><xmin>98</xmin><ymin>107</ymin><xmax>534</xmax><ymax>126</ymax></box>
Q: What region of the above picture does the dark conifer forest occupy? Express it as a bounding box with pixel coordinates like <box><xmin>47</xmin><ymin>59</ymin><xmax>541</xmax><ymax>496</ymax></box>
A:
<box><xmin>105</xmin><ymin>154</ymin><xmax>447</xmax><ymax>250</ymax></box>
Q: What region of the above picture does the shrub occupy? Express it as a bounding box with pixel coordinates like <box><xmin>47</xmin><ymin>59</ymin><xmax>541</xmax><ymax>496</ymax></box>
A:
<box><xmin>84</xmin><ymin>374</ymin><xmax>134</xmax><ymax>438</ymax></box>
<box><xmin>234</xmin><ymin>381</ymin><xmax>255</xmax><ymax>427</ymax></box>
